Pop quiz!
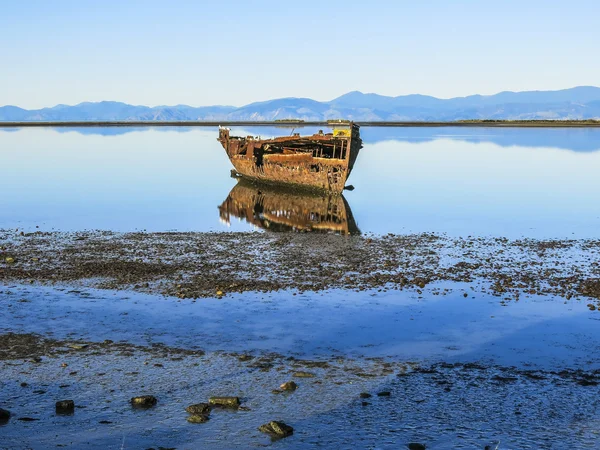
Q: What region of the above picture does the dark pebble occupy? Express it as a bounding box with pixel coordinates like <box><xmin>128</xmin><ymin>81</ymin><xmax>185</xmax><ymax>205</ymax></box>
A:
<box><xmin>56</xmin><ymin>400</ymin><xmax>75</xmax><ymax>415</ymax></box>
<box><xmin>258</xmin><ymin>420</ymin><xmax>294</xmax><ymax>438</ymax></box>
<box><xmin>280</xmin><ymin>381</ymin><xmax>298</xmax><ymax>391</ymax></box>
<box><xmin>359</xmin><ymin>392</ymin><xmax>372</xmax><ymax>398</ymax></box>
<box><xmin>208</xmin><ymin>396</ymin><xmax>240</xmax><ymax>409</ymax></box>
<box><xmin>377</xmin><ymin>391</ymin><xmax>391</xmax><ymax>397</ymax></box>
<box><xmin>130</xmin><ymin>395</ymin><xmax>157</xmax><ymax>408</ymax></box>
<box><xmin>292</xmin><ymin>371</ymin><xmax>315</xmax><ymax>378</ymax></box>
<box><xmin>185</xmin><ymin>403</ymin><xmax>211</xmax><ymax>415</ymax></box>
<box><xmin>0</xmin><ymin>408</ymin><xmax>10</xmax><ymax>424</ymax></box>
<box><xmin>187</xmin><ymin>414</ymin><xmax>210</xmax><ymax>424</ymax></box>
<box><xmin>408</xmin><ymin>444</ymin><xmax>426</xmax><ymax>450</ymax></box>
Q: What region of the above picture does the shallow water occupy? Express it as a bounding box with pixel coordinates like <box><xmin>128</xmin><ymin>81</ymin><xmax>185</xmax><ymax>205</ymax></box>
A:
<box><xmin>1</xmin><ymin>284</ymin><xmax>599</xmax><ymax>449</ymax></box>
<box><xmin>1</xmin><ymin>283</ymin><xmax>599</xmax><ymax>370</ymax></box>
<box><xmin>2</xmin><ymin>126</ymin><xmax>600</xmax><ymax>238</ymax></box>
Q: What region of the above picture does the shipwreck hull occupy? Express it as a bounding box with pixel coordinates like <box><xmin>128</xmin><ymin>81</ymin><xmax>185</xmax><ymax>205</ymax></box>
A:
<box><xmin>229</xmin><ymin>157</ymin><xmax>350</xmax><ymax>193</ymax></box>
<box><xmin>218</xmin><ymin>123</ymin><xmax>362</xmax><ymax>194</ymax></box>
<box><xmin>219</xmin><ymin>179</ymin><xmax>359</xmax><ymax>235</ymax></box>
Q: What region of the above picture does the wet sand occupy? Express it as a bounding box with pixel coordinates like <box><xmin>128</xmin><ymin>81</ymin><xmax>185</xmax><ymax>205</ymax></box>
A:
<box><xmin>2</xmin><ymin>230</ymin><xmax>600</xmax><ymax>448</ymax></box>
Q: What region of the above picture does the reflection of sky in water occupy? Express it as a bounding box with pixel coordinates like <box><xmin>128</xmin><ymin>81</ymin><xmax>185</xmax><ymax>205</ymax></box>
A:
<box><xmin>1</xmin><ymin>126</ymin><xmax>600</xmax><ymax>238</ymax></box>
<box><xmin>2</xmin><ymin>284</ymin><xmax>597</xmax><ymax>370</ymax></box>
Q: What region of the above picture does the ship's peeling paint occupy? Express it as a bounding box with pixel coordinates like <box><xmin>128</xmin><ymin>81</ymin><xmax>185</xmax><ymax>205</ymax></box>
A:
<box><xmin>217</xmin><ymin>124</ymin><xmax>362</xmax><ymax>193</ymax></box>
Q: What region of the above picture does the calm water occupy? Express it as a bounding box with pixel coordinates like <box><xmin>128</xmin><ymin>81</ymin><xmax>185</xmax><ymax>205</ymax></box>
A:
<box><xmin>2</xmin><ymin>126</ymin><xmax>600</xmax><ymax>238</ymax></box>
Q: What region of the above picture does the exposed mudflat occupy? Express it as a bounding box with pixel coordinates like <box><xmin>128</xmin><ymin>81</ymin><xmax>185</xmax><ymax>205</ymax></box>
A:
<box><xmin>2</xmin><ymin>229</ymin><xmax>600</xmax><ymax>303</ymax></box>
<box><xmin>1</xmin><ymin>331</ymin><xmax>598</xmax><ymax>449</ymax></box>
<box><xmin>2</xmin><ymin>230</ymin><xmax>600</xmax><ymax>448</ymax></box>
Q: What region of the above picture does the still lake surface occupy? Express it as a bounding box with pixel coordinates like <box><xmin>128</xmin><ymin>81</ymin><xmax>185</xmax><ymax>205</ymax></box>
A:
<box><xmin>2</xmin><ymin>125</ymin><xmax>600</xmax><ymax>238</ymax></box>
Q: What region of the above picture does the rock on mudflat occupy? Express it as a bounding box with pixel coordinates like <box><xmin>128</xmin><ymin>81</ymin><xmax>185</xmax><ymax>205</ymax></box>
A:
<box><xmin>187</xmin><ymin>414</ymin><xmax>210</xmax><ymax>423</ymax></box>
<box><xmin>186</xmin><ymin>403</ymin><xmax>211</xmax><ymax>415</ymax></box>
<box><xmin>408</xmin><ymin>444</ymin><xmax>426</xmax><ymax>450</ymax></box>
<box><xmin>130</xmin><ymin>395</ymin><xmax>157</xmax><ymax>408</ymax></box>
<box><xmin>377</xmin><ymin>391</ymin><xmax>391</xmax><ymax>397</ymax></box>
<box><xmin>258</xmin><ymin>420</ymin><xmax>294</xmax><ymax>438</ymax></box>
<box><xmin>208</xmin><ymin>396</ymin><xmax>240</xmax><ymax>409</ymax></box>
<box><xmin>359</xmin><ymin>392</ymin><xmax>372</xmax><ymax>398</ymax></box>
<box><xmin>292</xmin><ymin>371</ymin><xmax>315</xmax><ymax>378</ymax></box>
<box><xmin>0</xmin><ymin>408</ymin><xmax>10</xmax><ymax>424</ymax></box>
<box><xmin>55</xmin><ymin>400</ymin><xmax>75</xmax><ymax>415</ymax></box>
<box><xmin>280</xmin><ymin>381</ymin><xmax>298</xmax><ymax>391</ymax></box>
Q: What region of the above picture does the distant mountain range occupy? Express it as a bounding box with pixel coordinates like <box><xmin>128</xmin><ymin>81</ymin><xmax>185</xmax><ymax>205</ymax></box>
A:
<box><xmin>2</xmin><ymin>86</ymin><xmax>600</xmax><ymax>122</ymax></box>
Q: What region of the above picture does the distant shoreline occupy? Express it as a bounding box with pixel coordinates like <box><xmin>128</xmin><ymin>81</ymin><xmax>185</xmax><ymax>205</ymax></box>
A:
<box><xmin>1</xmin><ymin>120</ymin><xmax>600</xmax><ymax>128</ymax></box>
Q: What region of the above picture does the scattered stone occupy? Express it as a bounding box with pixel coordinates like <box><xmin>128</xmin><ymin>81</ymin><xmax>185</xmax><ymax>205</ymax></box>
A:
<box><xmin>208</xmin><ymin>396</ymin><xmax>240</xmax><ymax>409</ymax></box>
<box><xmin>361</xmin><ymin>401</ymin><xmax>370</xmax><ymax>406</ymax></box>
<box><xmin>55</xmin><ymin>400</ymin><xmax>75</xmax><ymax>415</ymax></box>
<box><xmin>408</xmin><ymin>444</ymin><xmax>426</xmax><ymax>450</ymax></box>
<box><xmin>377</xmin><ymin>391</ymin><xmax>391</xmax><ymax>397</ymax></box>
<box><xmin>99</xmin><ymin>420</ymin><xmax>112</xmax><ymax>424</ymax></box>
<box><xmin>0</xmin><ymin>408</ymin><xmax>10</xmax><ymax>424</ymax></box>
<box><xmin>130</xmin><ymin>395</ymin><xmax>157</xmax><ymax>408</ymax></box>
<box><xmin>5</xmin><ymin>257</ymin><xmax>15</xmax><ymax>264</ymax></box>
<box><xmin>185</xmin><ymin>403</ymin><xmax>211</xmax><ymax>415</ymax></box>
<box><xmin>258</xmin><ymin>420</ymin><xmax>294</xmax><ymax>438</ymax></box>
<box><xmin>17</xmin><ymin>417</ymin><xmax>39</xmax><ymax>422</ymax></box>
<box><xmin>68</xmin><ymin>343</ymin><xmax>88</xmax><ymax>350</ymax></box>
<box><xmin>187</xmin><ymin>414</ymin><xmax>210</xmax><ymax>424</ymax></box>
<box><xmin>280</xmin><ymin>381</ymin><xmax>298</xmax><ymax>391</ymax></box>
<box><xmin>292</xmin><ymin>371</ymin><xmax>315</xmax><ymax>378</ymax></box>
<box><xmin>359</xmin><ymin>392</ymin><xmax>372</xmax><ymax>398</ymax></box>
<box><xmin>20</xmin><ymin>382</ymin><xmax>28</xmax><ymax>387</ymax></box>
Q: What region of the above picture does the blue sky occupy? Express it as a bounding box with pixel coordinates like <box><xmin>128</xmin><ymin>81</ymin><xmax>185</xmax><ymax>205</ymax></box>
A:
<box><xmin>1</xmin><ymin>0</ymin><xmax>599</xmax><ymax>108</ymax></box>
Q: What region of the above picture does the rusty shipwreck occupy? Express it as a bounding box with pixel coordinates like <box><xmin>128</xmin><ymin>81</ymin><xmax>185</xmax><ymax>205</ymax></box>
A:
<box><xmin>219</xmin><ymin>179</ymin><xmax>359</xmax><ymax>235</ymax></box>
<box><xmin>217</xmin><ymin>122</ymin><xmax>362</xmax><ymax>194</ymax></box>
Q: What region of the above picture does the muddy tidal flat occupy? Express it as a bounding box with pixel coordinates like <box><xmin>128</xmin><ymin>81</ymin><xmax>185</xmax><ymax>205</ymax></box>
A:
<box><xmin>2</xmin><ymin>230</ymin><xmax>600</xmax><ymax>449</ymax></box>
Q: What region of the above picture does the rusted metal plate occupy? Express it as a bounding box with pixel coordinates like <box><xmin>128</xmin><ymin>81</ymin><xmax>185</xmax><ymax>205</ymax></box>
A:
<box><xmin>217</xmin><ymin>124</ymin><xmax>362</xmax><ymax>194</ymax></box>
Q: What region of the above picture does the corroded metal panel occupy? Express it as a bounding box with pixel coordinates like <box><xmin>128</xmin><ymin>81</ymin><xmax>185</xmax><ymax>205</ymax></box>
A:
<box><xmin>217</xmin><ymin>124</ymin><xmax>362</xmax><ymax>194</ymax></box>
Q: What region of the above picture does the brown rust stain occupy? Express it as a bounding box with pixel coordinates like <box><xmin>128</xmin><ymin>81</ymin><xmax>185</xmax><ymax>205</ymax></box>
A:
<box><xmin>217</xmin><ymin>123</ymin><xmax>362</xmax><ymax>194</ymax></box>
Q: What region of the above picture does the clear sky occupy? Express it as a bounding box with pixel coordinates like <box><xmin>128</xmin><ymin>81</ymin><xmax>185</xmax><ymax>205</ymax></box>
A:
<box><xmin>1</xmin><ymin>0</ymin><xmax>599</xmax><ymax>109</ymax></box>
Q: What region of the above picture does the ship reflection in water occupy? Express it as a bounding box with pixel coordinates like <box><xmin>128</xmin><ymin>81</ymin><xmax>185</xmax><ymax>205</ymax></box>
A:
<box><xmin>218</xmin><ymin>180</ymin><xmax>360</xmax><ymax>235</ymax></box>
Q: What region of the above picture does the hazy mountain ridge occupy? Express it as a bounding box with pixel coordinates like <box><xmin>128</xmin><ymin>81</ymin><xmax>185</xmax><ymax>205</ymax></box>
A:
<box><xmin>2</xmin><ymin>87</ymin><xmax>600</xmax><ymax>121</ymax></box>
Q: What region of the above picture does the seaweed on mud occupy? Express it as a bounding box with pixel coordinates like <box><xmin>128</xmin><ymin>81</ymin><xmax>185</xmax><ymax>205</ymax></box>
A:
<box><xmin>2</xmin><ymin>230</ymin><xmax>600</xmax><ymax>304</ymax></box>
